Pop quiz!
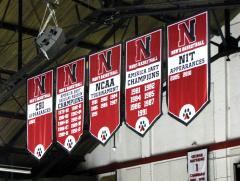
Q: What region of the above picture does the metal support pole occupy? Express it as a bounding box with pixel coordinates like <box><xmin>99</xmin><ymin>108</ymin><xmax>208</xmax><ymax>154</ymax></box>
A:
<box><xmin>135</xmin><ymin>16</ymin><xmax>138</xmax><ymax>36</ymax></box>
<box><xmin>225</xmin><ymin>9</ymin><xmax>230</xmax><ymax>46</ymax></box>
<box><xmin>18</xmin><ymin>0</ymin><xmax>23</xmax><ymax>70</ymax></box>
<box><xmin>225</xmin><ymin>9</ymin><xmax>231</xmax><ymax>61</ymax></box>
<box><xmin>211</xmin><ymin>10</ymin><xmax>227</xmax><ymax>47</ymax></box>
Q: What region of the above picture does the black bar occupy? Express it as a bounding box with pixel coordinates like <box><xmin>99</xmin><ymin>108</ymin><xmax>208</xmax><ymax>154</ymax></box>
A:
<box><xmin>135</xmin><ymin>16</ymin><xmax>138</xmax><ymax>36</ymax></box>
<box><xmin>0</xmin><ymin>68</ymin><xmax>16</xmax><ymax>75</ymax></box>
<box><xmin>98</xmin><ymin>18</ymin><xmax>127</xmax><ymax>46</ymax></box>
<box><xmin>75</xmin><ymin>4</ymin><xmax>81</xmax><ymax>23</ymax></box>
<box><xmin>73</xmin><ymin>0</ymin><xmax>97</xmax><ymax>11</ymax></box>
<box><xmin>100</xmin><ymin>1</ymin><xmax>240</xmax><ymax>13</ymax></box>
<box><xmin>0</xmin><ymin>21</ymin><xmax>37</xmax><ymax>36</ymax></box>
<box><xmin>211</xmin><ymin>10</ymin><xmax>227</xmax><ymax>47</ymax></box>
<box><xmin>0</xmin><ymin>145</ymin><xmax>27</xmax><ymax>154</ymax></box>
<box><xmin>18</xmin><ymin>0</ymin><xmax>23</xmax><ymax>70</ymax></box>
<box><xmin>0</xmin><ymin>110</ymin><xmax>25</xmax><ymax>120</ymax></box>
<box><xmin>225</xmin><ymin>9</ymin><xmax>231</xmax><ymax>45</ymax></box>
<box><xmin>1</xmin><ymin>0</ymin><xmax>11</xmax><ymax>22</ymax></box>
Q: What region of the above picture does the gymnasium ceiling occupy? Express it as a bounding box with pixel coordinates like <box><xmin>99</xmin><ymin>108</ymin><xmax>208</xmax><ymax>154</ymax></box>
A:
<box><xmin>0</xmin><ymin>0</ymin><xmax>240</xmax><ymax>179</ymax></box>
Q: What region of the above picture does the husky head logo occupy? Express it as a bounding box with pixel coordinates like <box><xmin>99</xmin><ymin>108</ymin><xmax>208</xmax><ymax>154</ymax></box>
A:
<box><xmin>34</xmin><ymin>144</ymin><xmax>45</xmax><ymax>159</ymax></box>
<box><xmin>64</xmin><ymin>135</ymin><xmax>76</xmax><ymax>151</ymax></box>
<box><xmin>179</xmin><ymin>104</ymin><xmax>196</xmax><ymax>123</ymax></box>
<box><xmin>97</xmin><ymin>127</ymin><xmax>110</xmax><ymax>144</ymax></box>
<box><xmin>135</xmin><ymin>117</ymin><xmax>150</xmax><ymax>135</ymax></box>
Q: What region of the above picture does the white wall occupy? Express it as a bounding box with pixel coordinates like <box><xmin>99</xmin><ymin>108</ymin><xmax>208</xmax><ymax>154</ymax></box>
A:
<box><xmin>116</xmin><ymin>146</ymin><xmax>240</xmax><ymax>181</ymax></box>
<box><xmin>81</xmin><ymin>13</ymin><xmax>240</xmax><ymax>181</ymax></box>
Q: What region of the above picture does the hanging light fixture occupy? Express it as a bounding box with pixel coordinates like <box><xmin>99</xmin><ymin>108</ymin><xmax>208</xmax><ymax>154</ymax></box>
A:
<box><xmin>36</xmin><ymin>0</ymin><xmax>65</xmax><ymax>60</ymax></box>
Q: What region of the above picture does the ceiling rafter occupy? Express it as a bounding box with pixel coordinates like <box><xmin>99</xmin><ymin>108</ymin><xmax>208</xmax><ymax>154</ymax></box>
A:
<box><xmin>1</xmin><ymin>0</ymin><xmax>11</xmax><ymax>22</ymax></box>
<box><xmin>121</xmin><ymin>1</ymin><xmax>178</xmax><ymax>23</ymax></box>
<box><xmin>0</xmin><ymin>68</ymin><xmax>16</xmax><ymax>75</ymax></box>
<box><xmin>0</xmin><ymin>21</ymin><xmax>101</xmax><ymax>50</ymax></box>
<box><xmin>0</xmin><ymin>110</ymin><xmax>25</xmax><ymax>120</ymax></box>
<box><xmin>99</xmin><ymin>1</ymin><xmax>240</xmax><ymax>14</ymax></box>
<box><xmin>72</xmin><ymin>0</ymin><xmax>97</xmax><ymax>11</ymax></box>
<box><xmin>0</xmin><ymin>145</ymin><xmax>26</xmax><ymax>155</ymax></box>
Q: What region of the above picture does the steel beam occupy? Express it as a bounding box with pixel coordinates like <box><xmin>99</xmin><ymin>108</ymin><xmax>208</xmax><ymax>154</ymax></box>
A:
<box><xmin>65</xmin><ymin>38</ymin><xmax>104</xmax><ymax>51</ymax></box>
<box><xmin>0</xmin><ymin>21</ymin><xmax>37</xmax><ymax>36</ymax></box>
<box><xmin>0</xmin><ymin>68</ymin><xmax>16</xmax><ymax>75</ymax></box>
<box><xmin>212</xmin><ymin>10</ymin><xmax>227</xmax><ymax>47</ymax></box>
<box><xmin>0</xmin><ymin>145</ymin><xmax>26</xmax><ymax>155</ymax></box>
<box><xmin>99</xmin><ymin>1</ymin><xmax>240</xmax><ymax>14</ymax></box>
<box><xmin>210</xmin><ymin>47</ymin><xmax>240</xmax><ymax>63</ymax></box>
<box><xmin>225</xmin><ymin>9</ymin><xmax>231</xmax><ymax>47</ymax></box>
<box><xmin>134</xmin><ymin>16</ymin><xmax>138</xmax><ymax>36</ymax></box>
<box><xmin>73</xmin><ymin>0</ymin><xmax>97</xmax><ymax>11</ymax></box>
<box><xmin>1</xmin><ymin>0</ymin><xmax>11</xmax><ymax>22</ymax></box>
<box><xmin>210</xmin><ymin>9</ymin><xmax>239</xmax><ymax>62</ymax></box>
<box><xmin>98</xmin><ymin>18</ymin><xmax>127</xmax><ymax>46</ymax></box>
<box><xmin>0</xmin><ymin>21</ymin><xmax>100</xmax><ymax>50</ymax></box>
<box><xmin>0</xmin><ymin>110</ymin><xmax>25</xmax><ymax>120</ymax></box>
<box><xmin>18</xmin><ymin>0</ymin><xmax>23</xmax><ymax>70</ymax></box>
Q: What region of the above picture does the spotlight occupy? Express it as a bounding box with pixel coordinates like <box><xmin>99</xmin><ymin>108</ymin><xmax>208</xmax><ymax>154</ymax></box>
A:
<box><xmin>36</xmin><ymin>0</ymin><xmax>64</xmax><ymax>60</ymax></box>
<box><xmin>36</xmin><ymin>26</ymin><xmax>65</xmax><ymax>60</ymax></box>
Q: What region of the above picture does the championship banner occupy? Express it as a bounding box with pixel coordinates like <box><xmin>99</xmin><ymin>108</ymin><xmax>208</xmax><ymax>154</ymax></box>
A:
<box><xmin>56</xmin><ymin>58</ymin><xmax>85</xmax><ymax>151</ymax></box>
<box><xmin>167</xmin><ymin>12</ymin><xmax>209</xmax><ymax>125</ymax></box>
<box><xmin>27</xmin><ymin>70</ymin><xmax>53</xmax><ymax>159</ymax></box>
<box><xmin>187</xmin><ymin>148</ymin><xmax>208</xmax><ymax>181</ymax></box>
<box><xmin>125</xmin><ymin>29</ymin><xmax>162</xmax><ymax>135</ymax></box>
<box><xmin>89</xmin><ymin>45</ymin><xmax>121</xmax><ymax>144</ymax></box>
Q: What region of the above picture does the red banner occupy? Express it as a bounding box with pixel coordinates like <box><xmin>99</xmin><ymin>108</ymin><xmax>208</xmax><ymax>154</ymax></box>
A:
<box><xmin>167</xmin><ymin>12</ymin><xmax>209</xmax><ymax>125</ymax></box>
<box><xmin>27</xmin><ymin>70</ymin><xmax>53</xmax><ymax>159</ymax></box>
<box><xmin>89</xmin><ymin>45</ymin><xmax>121</xmax><ymax>144</ymax></box>
<box><xmin>56</xmin><ymin>58</ymin><xmax>85</xmax><ymax>151</ymax></box>
<box><xmin>125</xmin><ymin>29</ymin><xmax>162</xmax><ymax>135</ymax></box>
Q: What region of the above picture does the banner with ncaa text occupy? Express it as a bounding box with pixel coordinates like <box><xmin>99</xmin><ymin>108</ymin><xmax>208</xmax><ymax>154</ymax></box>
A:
<box><xmin>89</xmin><ymin>45</ymin><xmax>121</xmax><ymax>144</ymax></box>
<box><xmin>56</xmin><ymin>58</ymin><xmax>85</xmax><ymax>151</ymax></box>
<box><xmin>125</xmin><ymin>29</ymin><xmax>162</xmax><ymax>135</ymax></box>
<box><xmin>167</xmin><ymin>12</ymin><xmax>209</xmax><ymax>125</ymax></box>
<box><xmin>188</xmin><ymin>148</ymin><xmax>208</xmax><ymax>181</ymax></box>
<box><xmin>27</xmin><ymin>70</ymin><xmax>53</xmax><ymax>159</ymax></box>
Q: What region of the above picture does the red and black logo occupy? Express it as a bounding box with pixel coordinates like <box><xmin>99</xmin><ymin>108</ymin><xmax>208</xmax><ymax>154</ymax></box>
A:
<box><xmin>34</xmin><ymin>75</ymin><xmax>46</xmax><ymax>97</ymax></box>
<box><xmin>135</xmin><ymin>35</ymin><xmax>151</xmax><ymax>62</ymax></box>
<box><xmin>178</xmin><ymin>18</ymin><xmax>196</xmax><ymax>47</ymax></box>
<box><xmin>64</xmin><ymin>63</ymin><xmax>77</xmax><ymax>86</ymax></box>
<box><xmin>98</xmin><ymin>50</ymin><xmax>112</xmax><ymax>75</ymax></box>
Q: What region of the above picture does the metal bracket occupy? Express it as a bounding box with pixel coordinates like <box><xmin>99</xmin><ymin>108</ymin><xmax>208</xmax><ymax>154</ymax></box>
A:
<box><xmin>211</xmin><ymin>9</ymin><xmax>240</xmax><ymax>62</ymax></box>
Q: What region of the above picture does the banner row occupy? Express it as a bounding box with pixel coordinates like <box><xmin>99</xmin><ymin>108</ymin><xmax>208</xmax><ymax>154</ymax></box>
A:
<box><xmin>27</xmin><ymin>11</ymin><xmax>209</xmax><ymax>159</ymax></box>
